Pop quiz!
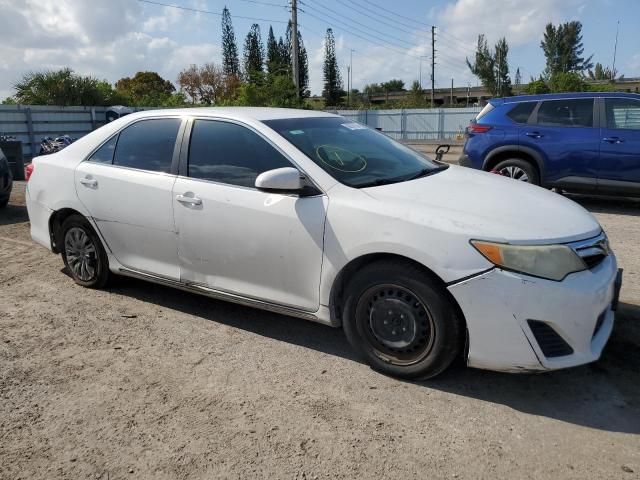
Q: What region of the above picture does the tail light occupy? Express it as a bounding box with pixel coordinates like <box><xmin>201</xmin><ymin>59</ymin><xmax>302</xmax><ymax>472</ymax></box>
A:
<box><xmin>467</xmin><ymin>124</ymin><xmax>493</xmax><ymax>134</ymax></box>
<box><xmin>25</xmin><ymin>163</ymin><xmax>34</xmax><ymax>181</ymax></box>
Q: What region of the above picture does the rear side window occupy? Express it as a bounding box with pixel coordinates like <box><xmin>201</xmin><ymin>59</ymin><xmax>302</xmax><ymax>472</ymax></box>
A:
<box><xmin>188</xmin><ymin>120</ymin><xmax>292</xmax><ymax>188</ymax></box>
<box><xmin>113</xmin><ymin>118</ymin><xmax>181</xmax><ymax>173</ymax></box>
<box><xmin>536</xmin><ymin>99</ymin><xmax>594</xmax><ymax>127</ymax></box>
<box><xmin>605</xmin><ymin>98</ymin><xmax>640</xmax><ymax>130</ymax></box>
<box><xmin>88</xmin><ymin>136</ymin><xmax>117</xmax><ymax>164</ymax></box>
<box><xmin>506</xmin><ymin>102</ymin><xmax>536</xmax><ymax>124</ymax></box>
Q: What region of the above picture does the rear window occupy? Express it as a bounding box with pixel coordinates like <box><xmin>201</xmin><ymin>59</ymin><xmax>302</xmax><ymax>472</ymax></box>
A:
<box><xmin>536</xmin><ymin>99</ymin><xmax>594</xmax><ymax>127</ymax></box>
<box><xmin>475</xmin><ymin>103</ymin><xmax>495</xmax><ymax>121</ymax></box>
<box><xmin>506</xmin><ymin>102</ymin><xmax>536</xmax><ymax>124</ymax></box>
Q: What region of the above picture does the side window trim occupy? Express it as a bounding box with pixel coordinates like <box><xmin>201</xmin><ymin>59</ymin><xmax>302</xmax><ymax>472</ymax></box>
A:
<box><xmin>179</xmin><ymin>116</ymin><xmax>324</xmax><ymax>194</ymax></box>
<box><xmin>82</xmin><ymin>116</ymin><xmax>186</xmax><ymax>175</ymax></box>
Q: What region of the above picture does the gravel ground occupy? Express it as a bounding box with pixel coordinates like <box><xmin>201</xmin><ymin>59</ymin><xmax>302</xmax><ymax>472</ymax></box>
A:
<box><xmin>1</xmin><ymin>181</ymin><xmax>639</xmax><ymax>480</ymax></box>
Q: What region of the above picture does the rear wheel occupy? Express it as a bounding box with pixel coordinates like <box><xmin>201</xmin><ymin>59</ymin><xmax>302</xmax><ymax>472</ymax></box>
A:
<box><xmin>0</xmin><ymin>197</ymin><xmax>8</xmax><ymax>209</ymax></box>
<box><xmin>61</xmin><ymin>215</ymin><xmax>110</xmax><ymax>288</ymax></box>
<box><xmin>493</xmin><ymin>158</ymin><xmax>540</xmax><ymax>186</ymax></box>
<box><xmin>342</xmin><ymin>260</ymin><xmax>464</xmax><ymax>380</ymax></box>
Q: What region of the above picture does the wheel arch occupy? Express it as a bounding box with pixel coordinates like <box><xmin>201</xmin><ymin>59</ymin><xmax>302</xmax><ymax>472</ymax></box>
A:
<box><xmin>483</xmin><ymin>145</ymin><xmax>546</xmax><ymax>184</ymax></box>
<box><xmin>48</xmin><ymin>208</ymin><xmax>90</xmax><ymax>254</ymax></box>
<box><xmin>328</xmin><ymin>253</ymin><xmax>468</xmax><ymax>349</ymax></box>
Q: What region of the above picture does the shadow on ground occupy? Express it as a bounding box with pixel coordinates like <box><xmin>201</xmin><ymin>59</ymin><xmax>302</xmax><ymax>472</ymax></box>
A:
<box><xmin>569</xmin><ymin>193</ymin><xmax>640</xmax><ymax>216</ymax></box>
<box><xmin>0</xmin><ymin>204</ymin><xmax>29</xmax><ymax>226</ymax></box>
<box><xmin>110</xmin><ymin>274</ymin><xmax>640</xmax><ymax>435</ymax></box>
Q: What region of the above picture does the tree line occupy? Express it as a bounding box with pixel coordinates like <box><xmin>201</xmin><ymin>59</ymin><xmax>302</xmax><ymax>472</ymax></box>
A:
<box><xmin>468</xmin><ymin>20</ymin><xmax>624</xmax><ymax>97</ymax></box>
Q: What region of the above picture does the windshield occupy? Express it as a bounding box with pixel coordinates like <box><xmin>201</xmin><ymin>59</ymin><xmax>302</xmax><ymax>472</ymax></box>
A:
<box><xmin>262</xmin><ymin>117</ymin><xmax>446</xmax><ymax>188</ymax></box>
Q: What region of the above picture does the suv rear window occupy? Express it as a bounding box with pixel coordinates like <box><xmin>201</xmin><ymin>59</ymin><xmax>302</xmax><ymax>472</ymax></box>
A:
<box><xmin>536</xmin><ymin>99</ymin><xmax>594</xmax><ymax>127</ymax></box>
<box><xmin>506</xmin><ymin>102</ymin><xmax>536</xmax><ymax>123</ymax></box>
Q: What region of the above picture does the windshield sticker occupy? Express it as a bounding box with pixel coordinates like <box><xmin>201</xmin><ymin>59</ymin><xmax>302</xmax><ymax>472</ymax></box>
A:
<box><xmin>341</xmin><ymin>122</ymin><xmax>367</xmax><ymax>130</ymax></box>
<box><xmin>289</xmin><ymin>129</ymin><xmax>305</xmax><ymax>135</ymax></box>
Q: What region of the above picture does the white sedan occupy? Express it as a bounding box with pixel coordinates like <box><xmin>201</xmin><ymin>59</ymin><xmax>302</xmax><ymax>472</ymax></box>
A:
<box><xmin>25</xmin><ymin>108</ymin><xmax>622</xmax><ymax>379</ymax></box>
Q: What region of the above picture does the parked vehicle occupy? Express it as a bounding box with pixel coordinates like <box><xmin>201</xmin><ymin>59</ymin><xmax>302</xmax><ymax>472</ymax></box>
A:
<box><xmin>460</xmin><ymin>92</ymin><xmax>640</xmax><ymax>196</ymax></box>
<box><xmin>25</xmin><ymin>108</ymin><xmax>622</xmax><ymax>379</ymax></box>
<box><xmin>0</xmin><ymin>147</ymin><xmax>13</xmax><ymax>208</ymax></box>
<box><xmin>39</xmin><ymin>135</ymin><xmax>76</xmax><ymax>156</ymax></box>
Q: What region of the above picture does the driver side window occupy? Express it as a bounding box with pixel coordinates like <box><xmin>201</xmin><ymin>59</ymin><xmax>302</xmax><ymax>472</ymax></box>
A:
<box><xmin>188</xmin><ymin>120</ymin><xmax>293</xmax><ymax>188</ymax></box>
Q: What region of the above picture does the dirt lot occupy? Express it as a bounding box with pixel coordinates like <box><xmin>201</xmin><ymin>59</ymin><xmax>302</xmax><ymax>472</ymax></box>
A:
<box><xmin>1</xmin><ymin>181</ymin><xmax>639</xmax><ymax>480</ymax></box>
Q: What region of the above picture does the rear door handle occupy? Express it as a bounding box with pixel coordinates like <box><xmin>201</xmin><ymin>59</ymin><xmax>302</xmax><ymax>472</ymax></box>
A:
<box><xmin>525</xmin><ymin>132</ymin><xmax>543</xmax><ymax>139</ymax></box>
<box><xmin>79</xmin><ymin>177</ymin><xmax>98</xmax><ymax>187</ymax></box>
<box><xmin>603</xmin><ymin>136</ymin><xmax>624</xmax><ymax>144</ymax></box>
<box><xmin>176</xmin><ymin>194</ymin><xmax>202</xmax><ymax>205</ymax></box>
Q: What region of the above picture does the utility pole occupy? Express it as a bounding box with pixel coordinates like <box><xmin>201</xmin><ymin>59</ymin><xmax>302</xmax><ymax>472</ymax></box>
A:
<box><xmin>431</xmin><ymin>26</ymin><xmax>436</xmax><ymax>108</ymax></box>
<box><xmin>350</xmin><ymin>49</ymin><xmax>354</xmax><ymax>105</ymax></box>
<box><xmin>612</xmin><ymin>20</ymin><xmax>620</xmax><ymax>79</ymax></box>
<box><xmin>347</xmin><ymin>65</ymin><xmax>351</xmax><ymax>106</ymax></box>
<box><xmin>450</xmin><ymin>78</ymin><xmax>454</xmax><ymax>106</ymax></box>
<box><xmin>291</xmin><ymin>0</ymin><xmax>299</xmax><ymax>100</ymax></box>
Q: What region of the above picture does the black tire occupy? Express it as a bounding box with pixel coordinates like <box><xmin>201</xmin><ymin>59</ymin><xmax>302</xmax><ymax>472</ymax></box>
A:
<box><xmin>0</xmin><ymin>197</ymin><xmax>8</xmax><ymax>209</ymax></box>
<box><xmin>61</xmin><ymin>215</ymin><xmax>110</xmax><ymax>288</ymax></box>
<box><xmin>342</xmin><ymin>260</ymin><xmax>464</xmax><ymax>380</ymax></box>
<box><xmin>492</xmin><ymin>158</ymin><xmax>540</xmax><ymax>186</ymax></box>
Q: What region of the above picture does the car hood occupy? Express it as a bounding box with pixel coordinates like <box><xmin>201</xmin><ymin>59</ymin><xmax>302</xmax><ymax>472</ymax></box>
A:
<box><xmin>361</xmin><ymin>165</ymin><xmax>601</xmax><ymax>244</ymax></box>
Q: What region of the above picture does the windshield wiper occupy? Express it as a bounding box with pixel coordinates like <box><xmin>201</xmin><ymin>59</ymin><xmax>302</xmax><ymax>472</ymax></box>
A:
<box><xmin>406</xmin><ymin>164</ymin><xmax>449</xmax><ymax>181</ymax></box>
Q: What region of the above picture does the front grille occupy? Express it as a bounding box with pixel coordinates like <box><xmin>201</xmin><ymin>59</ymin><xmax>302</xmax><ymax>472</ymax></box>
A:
<box><xmin>571</xmin><ymin>233</ymin><xmax>610</xmax><ymax>270</ymax></box>
<box><xmin>527</xmin><ymin>320</ymin><xmax>574</xmax><ymax>358</ymax></box>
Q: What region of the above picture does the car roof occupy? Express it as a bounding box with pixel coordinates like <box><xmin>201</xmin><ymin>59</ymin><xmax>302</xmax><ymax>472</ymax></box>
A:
<box><xmin>124</xmin><ymin>107</ymin><xmax>339</xmax><ymax>122</ymax></box>
<box><xmin>492</xmin><ymin>91</ymin><xmax>640</xmax><ymax>104</ymax></box>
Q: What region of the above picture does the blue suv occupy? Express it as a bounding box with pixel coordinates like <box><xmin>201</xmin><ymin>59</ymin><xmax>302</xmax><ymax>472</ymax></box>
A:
<box><xmin>459</xmin><ymin>92</ymin><xmax>640</xmax><ymax>196</ymax></box>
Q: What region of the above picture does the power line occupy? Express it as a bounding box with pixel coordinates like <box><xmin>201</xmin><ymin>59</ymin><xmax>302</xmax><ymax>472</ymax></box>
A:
<box><xmin>237</xmin><ymin>0</ymin><xmax>288</xmax><ymax>7</ymax></box>
<box><xmin>347</xmin><ymin>0</ymin><xmax>429</xmax><ymax>29</ymax></box>
<box><xmin>300</xmin><ymin>2</ymin><xmax>415</xmax><ymax>49</ymax></box>
<box><xmin>136</xmin><ymin>0</ymin><xmax>289</xmax><ymax>23</ymax></box>
<box><xmin>336</xmin><ymin>0</ymin><xmax>428</xmax><ymax>39</ymax></box>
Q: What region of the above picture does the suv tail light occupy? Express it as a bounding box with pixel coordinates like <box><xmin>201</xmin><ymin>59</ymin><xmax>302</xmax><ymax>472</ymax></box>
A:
<box><xmin>467</xmin><ymin>124</ymin><xmax>493</xmax><ymax>134</ymax></box>
<box><xmin>25</xmin><ymin>163</ymin><xmax>34</xmax><ymax>181</ymax></box>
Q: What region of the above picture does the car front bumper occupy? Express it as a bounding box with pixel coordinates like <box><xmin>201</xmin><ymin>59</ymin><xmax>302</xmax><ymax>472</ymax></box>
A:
<box><xmin>458</xmin><ymin>153</ymin><xmax>472</xmax><ymax>168</ymax></box>
<box><xmin>447</xmin><ymin>253</ymin><xmax>620</xmax><ymax>372</ymax></box>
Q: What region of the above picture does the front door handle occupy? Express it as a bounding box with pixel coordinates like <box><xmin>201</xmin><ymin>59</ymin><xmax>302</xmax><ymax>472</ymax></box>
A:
<box><xmin>79</xmin><ymin>177</ymin><xmax>98</xmax><ymax>187</ymax></box>
<box><xmin>525</xmin><ymin>132</ymin><xmax>543</xmax><ymax>139</ymax></box>
<box><xmin>603</xmin><ymin>136</ymin><xmax>624</xmax><ymax>144</ymax></box>
<box><xmin>176</xmin><ymin>194</ymin><xmax>202</xmax><ymax>205</ymax></box>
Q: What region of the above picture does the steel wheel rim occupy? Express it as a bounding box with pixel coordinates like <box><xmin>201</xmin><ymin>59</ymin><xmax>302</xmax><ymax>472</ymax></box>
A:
<box><xmin>355</xmin><ymin>284</ymin><xmax>436</xmax><ymax>366</ymax></box>
<box><xmin>499</xmin><ymin>165</ymin><xmax>530</xmax><ymax>182</ymax></box>
<box><xmin>64</xmin><ymin>227</ymin><xmax>97</xmax><ymax>282</ymax></box>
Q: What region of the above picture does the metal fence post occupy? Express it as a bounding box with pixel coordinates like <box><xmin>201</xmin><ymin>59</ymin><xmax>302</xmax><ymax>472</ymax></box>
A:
<box><xmin>25</xmin><ymin>107</ymin><xmax>37</xmax><ymax>158</ymax></box>
<box><xmin>90</xmin><ymin>107</ymin><xmax>97</xmax><ymax>130</ymax></box>
<box><xmin>401</xmin><ymin>109</ymin><xmax>407</xmax><ymax>139</ymax></box>
<box><xmin>438</xmin><ymin>108</ymin><xmax>445</xmax><ymax>139</ymax></box>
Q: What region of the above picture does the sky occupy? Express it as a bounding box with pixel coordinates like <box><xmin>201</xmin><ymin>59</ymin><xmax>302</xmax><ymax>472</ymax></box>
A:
<box><xmin>1</xmin><ymin>0</ymin><xmax>639</xmax><ymax>100</ymax></box>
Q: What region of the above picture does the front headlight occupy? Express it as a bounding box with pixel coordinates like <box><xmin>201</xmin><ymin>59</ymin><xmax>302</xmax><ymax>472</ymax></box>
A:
<box><xmin>471</xmin><ymin>240</ymin><xmax>587</xmax><ymax>281</ymax></box>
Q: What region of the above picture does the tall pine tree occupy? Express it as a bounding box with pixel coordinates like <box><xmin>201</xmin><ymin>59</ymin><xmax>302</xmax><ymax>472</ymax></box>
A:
<box><xmin>243</xmin><ymin>24</ymin><xmax>265</xmax><ymax>84</ymax></box>
<box><xmin>266</xmin><ymin>26</ymin><xmax>283</xmax><ymax>76</ymax></box>
<box><xmin>322</xmin><ymin>29</ymin><xmax>342</xmax><ymax>105</ymax></box>
<box><xmin>221</xmin><ymin>7</ymin><xmax>240</xmax><ymax>78</ymax></box>
<box><xmin>541</xmin><ymin>21</ymin><xmax>593</xmax><ymax>76</ymax></box>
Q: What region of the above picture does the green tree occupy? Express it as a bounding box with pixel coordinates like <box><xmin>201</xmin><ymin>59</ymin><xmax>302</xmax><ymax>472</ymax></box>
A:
<box><xmin>115</xmin><ymin>71</ymin><xmax>175</xmax><ymax>105</ymax></box>
<box><xmin>523</xmin><ymin>76</ymin><xmax>550</xmax><ymax>94</ymax></box>
<box><xmin>541</xmin><ymin>21</ymin><xmax>593</xmax><ymax>76</ymax></box>
<box><xmin>221</xmin><ymin>7</ymin><xmax>240</xmax><ymax>77</ymax></box>
<box><xmin>266</xmin><ymin>26</ymin><xmax>283</xmax><ymax>76</ymax></box>
<box><xmin>549</xmin><ymin>71</ymin><xmax>586</xmax><ymax>92</ymax></box>
<box><xmin>406</xmin><ymin>80</ymin><xmax>427</xmax><ymax>107</ymax></box>
<box><xmin>13</xmin><ymin>68</ymin><xmax>113</xmax><ymax>106</ymax></box>
<box><xmin>587</xmin><ymin>62</ymin><xmax>618</xmax><ymax>81</ymax></box>
<box><xmin>381</xmin><ymin>79</ymin><xmax>405</xmax><ymax>91</ymax></box>
<box><xmin>467</xmin><ymin>35</ymin><xmax>511</xmax><ymax>96</ymax></box>
<box><xmin>322</xmin><ymin>28</ymin><xmax>343</xmax><ymax>106</ymax></box>
<box><xmin>514</xmin><ymin>68</ymin><xmax>522</xmax><ymax>88</ymax></box>
<box><xmin>243</xmin><ymin>24</ymin><xmax>265</xmax><ymax>84</ymax></box>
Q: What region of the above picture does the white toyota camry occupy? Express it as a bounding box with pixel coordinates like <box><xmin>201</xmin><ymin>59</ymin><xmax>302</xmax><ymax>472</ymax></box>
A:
<box><xmin>25</xmin><ymin>108</ymin><xmax>622</xmax><ymax>379</ymax></box>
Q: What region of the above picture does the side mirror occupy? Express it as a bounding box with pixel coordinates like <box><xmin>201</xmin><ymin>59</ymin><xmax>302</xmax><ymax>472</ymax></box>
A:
<box><xmin>255</xmin><ymin>167</ymin><xmax>303</xmax><ymax>192</ymax></box>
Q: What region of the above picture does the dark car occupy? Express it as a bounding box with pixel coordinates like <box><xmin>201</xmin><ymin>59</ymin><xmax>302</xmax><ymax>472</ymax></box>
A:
<box><xmin>459</xmin><ymin>92</ymin><xmax>640</xmax><ymax>196</ymax></box>
<box><xmin>0</xmin><ymin>147</ymin><xmax>13</xmax><ymax>208</ymax></box>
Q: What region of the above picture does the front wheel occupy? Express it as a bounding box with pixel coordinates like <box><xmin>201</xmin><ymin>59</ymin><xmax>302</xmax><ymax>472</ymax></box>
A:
<box><xmin>61</xmin><ymin>215</ymin><xmax>110</xmax><ymax>288</ymax></box>
<box><xmin>493</xmin><ymin>158</ymin><xmax>540</xmax><ymax>186</ymax></box>
<box><xmin>342</xmin><ymin>261</ymin><xmax>464</xmax><ymax>380</ymax></box>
